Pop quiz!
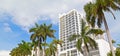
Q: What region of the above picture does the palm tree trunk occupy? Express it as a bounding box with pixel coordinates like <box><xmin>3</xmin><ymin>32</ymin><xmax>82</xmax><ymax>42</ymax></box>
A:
<box><xmin>84</xmin><ymin>45</ymin><xmax>89</xmax><ymax>56</ymax></box>
<box><xmin>38</xmin><ymin>37</ymin><xmax>41</xmax><ymax>56</ymax></box>
<box><xmin>43</xmin><ymin>40</ymin><xmax>46</xmax><ymax>56</ymax></box>
<box><xmin>56</xmin><ymin>49</ymin><xmax>58</xmax><ymax>56</ymax></box>
<box><xmin>38</xmin><ymin>47</ymin><xmax>40</xmax><ymax>56</ymax></box>
<box><xmin>35</xmin><ymin>48</ymin><xmax>37</xmax><ymax>56</ymax></box>
<box><xmin>55</xmin><ymin>44</ymin><xmax>58</xmax><ymax>56</ymax></box>
<box><xmin>103</xmin><ymin>17</ymin><xmax>115</xmax><ymax>56</ymax></box>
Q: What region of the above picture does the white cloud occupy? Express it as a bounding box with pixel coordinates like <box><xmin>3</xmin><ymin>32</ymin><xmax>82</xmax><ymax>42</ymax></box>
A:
<box><xmin>0</xmin><ymin>0</ymin><xmax>92</xmax><ymax>31</ymax></box>
<box><xmin>3</xmin><ymin>23</ymin><xmax>12</xmax><ymax>32</ymax></box>
<box><xmin>0</xmin><ymin>50</ymin><xmax>10</xmax><ymax>56</ymax></box>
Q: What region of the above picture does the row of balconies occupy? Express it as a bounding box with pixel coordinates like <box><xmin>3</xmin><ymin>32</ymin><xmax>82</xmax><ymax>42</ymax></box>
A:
<box><xmin>61</xmin><ymin>45</ymin><xmax>76</xmax><ymax>51</ymax></box>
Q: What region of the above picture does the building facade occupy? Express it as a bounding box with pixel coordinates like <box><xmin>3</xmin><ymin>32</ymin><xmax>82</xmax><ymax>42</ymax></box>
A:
<box><xmin>58</xmin><ymin>9</ymin><xmax>111</xmax><ymax>56</ymax></box>
<box><xmin>58</xmin><ymin>9</ymin><xmax>82</xmax><ymax>56</ymax></box>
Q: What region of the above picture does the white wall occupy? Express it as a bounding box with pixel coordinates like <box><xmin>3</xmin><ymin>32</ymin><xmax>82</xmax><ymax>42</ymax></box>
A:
<box><xmin>96</xmin><ymin>39</ymin><xmax>111</xmax><ymax>56</ymax></box>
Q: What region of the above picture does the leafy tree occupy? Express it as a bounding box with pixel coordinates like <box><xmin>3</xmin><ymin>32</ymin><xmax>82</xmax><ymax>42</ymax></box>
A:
<box><xmin>29</xmin><ymin>23</ymin><xmax>56</xmax><ymax>56</ymax></box>
<box><xmin>69</xmin><ymin>19</ymin><xmax>104</xmax><ymax>56</ymax></box>
<box><xmin>40</xmin><ymin>23</ymin><xmax>56</xmax><ymax>56</ymax></box>
<box><xmin>29</xmin><ymin>23</ymin><xmax>43</xmax><ymax>56</ymax></box>
<box><xmin>84</xmin><ymin>0</ymin><xmax>120</xmax><ymax>56</ymax></box>
<box><xmin>45</xmin><ymin>39</ymin><xmax>63</xmax><ymax>56</ymax></box>
<box><xmin>10</xmin><ymin>41</ymin><xmax>32</xmax><ymax>56</ymax></box>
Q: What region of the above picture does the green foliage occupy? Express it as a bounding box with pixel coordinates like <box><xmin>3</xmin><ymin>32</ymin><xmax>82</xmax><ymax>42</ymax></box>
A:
<box><xmin>29</xmin><ymin>23</ymin><xmax>43</xmax><ymax>51</ymax></box>
<box><xmin>40</xmin><ymin>23</ymin><xmax>56</xmax><ymax>56</ymax></box>
<box><xmin>107</xmin><ymin>45</ymin><xmax>120</xmax><ymax>56</ymax></box>
<box><xmin>84</xmin><ymin>0</ymin><xmax>120</xmax><ymax>28</ymax></box>
<box><xmin>84</xmin><ymin>0</ymin><xmax>120</xmax><ymax>56</ymax></box>
<box><xmin>9</xmin><ymin>41</ymin><xmax>32</xmax><ymax>56</ymax></box>
<box><xmin>112</xmin><ymin>40</ymin><xmax>116</xmax><ymax>44</ymax></box>
<box><xmin>76</xmin><ymin>38</ymin><xmax>82</xmax><ymax>52</ymax></box>
<box><xmin>29</xmin><ymin>23</ymin><xmax>56</xmax><ymax>56</ymax></box>
<box><xmin>86</xmin><ymin>28</ymin><xmax>105</xmax><ymax>36</ymax></box>
<box><xmin>45</xmin><ymin>39</ymin><xmax>63</xmax><ymax>56</ymax></box>
<box><xmin>69</xmin><ymin>19</ymin><xmax>104</xmax><ymax>54</ymax></box>
<box><xmin>10</xmin><ymin>23</ymin><xmax>57</xmax><ymax>56</ymax></box>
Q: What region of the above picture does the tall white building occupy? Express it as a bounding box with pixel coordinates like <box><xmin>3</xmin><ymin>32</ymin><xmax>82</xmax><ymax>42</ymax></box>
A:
<box><xmin>58</xmin><ymin>9</ymin><xmax>82</xmax><ymax>56</ymax></box>
<box><xmin>58</xmin><ymin>9</ymin><xmax>111</xmax><ymax>56</ymax></box>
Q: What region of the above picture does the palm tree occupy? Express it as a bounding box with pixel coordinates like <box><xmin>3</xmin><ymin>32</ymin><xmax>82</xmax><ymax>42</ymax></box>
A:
<box><xmin>45</xmin><ymin>39</ymin><xmax>63</xmax><ymax>56</ymax></box>
<box><xmin>18</xmin><ymin>41</ymin><xmax>32</xmax><ymax>56</ymax></box>
<box><xmin>51</xmin><ymin>39</ymin><xmax>63</xmax><ymax>56</ymax></box>
<box><xmin>31</xmin><ymin>40</ymin><xmax>39</xmax><ymax>56</ymax></box>
<box><xmin>10</xmin><ymin>47</ymin><xmax>18</xmax><ymax>56</ymax></box>
<box><xmin>10</xmin><ymin>41</ymin><xmax>32</xmax><ymax>56</ymax></box>
<box><xmin>40</xmin><ymin>23</ymin><xmax>56</xmax><ymax>56</ymax></box>
<box><xmin>84</xmin><ymin>0</ymin><xmax>120</xmax><ymax>56</ymax></box>
<box><xmin>29</xmin><ymin>23</ymin><xmax>43</xmax><ymax>56</ymax></box>
<box><xmin>30</xmin><ymin>23</ymin><xmax>56</xmax><ymax>56</ymax></box>
<box><xmin>45</xmin><ymin>43</ymin><xmax>57</xmax><ymax>56</ymax></box>
<box><xmin>69</xmin><ymin>19</ymin><xmax>104</xmax><ymax>56</ymax></box>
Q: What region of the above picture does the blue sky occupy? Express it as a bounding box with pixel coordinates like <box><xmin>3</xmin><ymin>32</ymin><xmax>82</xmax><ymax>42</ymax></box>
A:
<box><xmin>0</xmin><ymin>0</ymin><xmax>120</xmax><ymax>56</ymax></box>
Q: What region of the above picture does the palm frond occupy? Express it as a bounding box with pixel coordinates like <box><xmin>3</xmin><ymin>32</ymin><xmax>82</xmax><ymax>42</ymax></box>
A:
<box><xmin>42</xmin><ymin>42</ymin><xmax>49</xmax><ymax>47</ymax></box>
<box><xmin>29</xmin><ymin>28</ymin><xmax>37</xmax><ymax>32</ymax></box>
<box><xmin>81</xmin><ymin>19</ymin><xmax>86</xmax><ymax>36</ymax></box>
<box><xmin>30</xmin><ymin>34</ymin><xmax>37</xmax><ymax>41</ymax></box>
<box><xmin>86</xmin><ymin>36</ymin><xmax>98</xmax><ymax>49</ymax></box>
<box><xmin>84</xmin><ymin>40</ymin><xmax>89</xmax><ymax>53</ymax></box>
<box><xmin>68</xmin><ymin>34</ymin><xmax>80</xmax><ymax>41</ymax></box>
<box><xmin>76</xmin><ymin>39</ymin><xmax>82</xmax><ymax>52</ymax></box>
<box><xmin>48</xmin><ymin>24</ymin><xmax>52</xmax><ymax>29</ymax></box>
<box><xmin>115</xmin><ymin>0</ymin><xmax>120</xmax><ymax>5</ymax></box>
<box><xmin>84</xmin><ymin>26</ymin><xmax>90</xmax><ymax>31</ymax></box>
<box><xmin>91</xmin><ymin>16</ymin><xmax>96</xmax><ymax>27</ymax></box>
<box><xmin>109</xmin><ymin>1</ymin><xmax>120</xmax><ymax>10</ymax></box>
<box><xmin>52</xmin><ymin>39</ymin><xmax>63</xmax><ymax>46</ymax></box>
<box><xmin>106</xmin><ymin>8</ymin><xmax>116</xmax><ymax>19</ymax></box>
<box><xmin>35</xmin><ymin>23</ymin><xmax>39</xmax><ymax>27</ymax></box>
<box><xmin>86</xmin><ymin>29</ymin><xmax>104</xmax><ymax>36</ymax></box>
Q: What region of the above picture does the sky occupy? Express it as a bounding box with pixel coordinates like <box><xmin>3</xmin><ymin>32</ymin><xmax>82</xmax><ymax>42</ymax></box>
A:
<box><xmin>0</xmin><ymin>0</ymin><xmax>120</xmax><ymax>56</ymax></box>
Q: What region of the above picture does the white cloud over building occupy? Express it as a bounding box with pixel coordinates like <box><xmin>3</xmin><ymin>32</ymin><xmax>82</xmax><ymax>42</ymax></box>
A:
<box><xmin>0</xmin><ymin>0</ymin><xmax>92</xmax><ymax>31</ymax></box>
